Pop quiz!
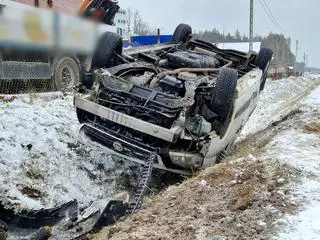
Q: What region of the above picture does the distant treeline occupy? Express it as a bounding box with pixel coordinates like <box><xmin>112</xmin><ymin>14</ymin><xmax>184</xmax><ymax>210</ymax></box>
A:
<box><xmin>194</xmin><ymin>29</ymin><xmax>295</xmax><ymax>68</ymax></box>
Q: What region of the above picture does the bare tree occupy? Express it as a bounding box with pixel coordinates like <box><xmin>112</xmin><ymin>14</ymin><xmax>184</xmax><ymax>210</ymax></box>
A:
<box><xmin>133</xmin><ymin>10</ymin><xmax>140</xmax><ymax>34</ymax></box>
<box><xmin>133</xmin><ymin>10</ymin><xmax>151</xmax><ymax>35</ymax></box>
<box><xmin>126</xmin><ymin>8</ymin><xmax>133</xmax><ymax>34</ymax></box>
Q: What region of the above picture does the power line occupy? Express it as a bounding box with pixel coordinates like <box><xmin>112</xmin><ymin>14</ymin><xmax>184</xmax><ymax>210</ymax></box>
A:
<box><xmin>259</xmin><ymin>0</ymin><xmax>280</xmax><ymax>30</ymax></box>
<box><xmin>258</xmin><ymin>0</ymin><xmax>302</xmax><ymax>64</ymax></box>
<box><xmin>261</xmin><ymin>0</ymin><xmax>285</xmax><ymax>33</ymax></box>
<box><xmin>249</xmin><ymin>0</ymin><xmax>254</xmax><ymax>51</ymax></box>
<box><xmin>258</xmin><ymin>0</ymin><xmax>277</xmax><ymax>29</ymax></box>
<box><xmin>258</xmin><ymin>0</ymin><xmax>285</xmax><ymax>35</ymax></box>
<box><xmin>258</xmin><ymin>1</ymin><xmax>306</xmax><ymax>65</ymax></box>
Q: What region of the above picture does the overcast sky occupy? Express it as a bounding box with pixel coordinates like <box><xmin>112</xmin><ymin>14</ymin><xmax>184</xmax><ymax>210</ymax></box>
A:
<box><xmin>120</xmin><ymin>0</ymin><xmax>319</xmax><ymax>67</ymax></box>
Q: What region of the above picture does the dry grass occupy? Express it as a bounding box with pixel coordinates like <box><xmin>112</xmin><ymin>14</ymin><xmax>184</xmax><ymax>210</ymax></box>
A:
<box><xmin>226</xmin><ymin>135</ymin><xmax>270</xmax><ymax>161</ymax></box>
<box><xmin>303</xmin><ymin>122</ymin><xmax>320</xmax><ymax>134</ymax></box>
<box><xmin>197</xmin><ymin>163</ymin><xmax>236</xmax><ymax>187</ymax></box>
<box><xmin>93</xmin><ymin>158</ymin><xmax>298</xmax><ymax>240</ymax></box>
<box><xmin>0</xmin><ymin>96</ymin><xmax>16</xmax><ymax>103</ymax></box>
<box><xmin>19</xmin><ymin>186</ymin><xmax>42</xmax><ymax>199</ymax></box>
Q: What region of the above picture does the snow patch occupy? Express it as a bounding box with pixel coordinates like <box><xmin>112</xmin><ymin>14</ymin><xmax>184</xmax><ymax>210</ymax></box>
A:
<box><xmin>0</xmin><ymin>95</ymin><xmax>124</xmax><ymax>210</ymax></box>
<box><xmin>240</xmin><ymin>77</ymin><xmax>319</xmax><ymax>139</ymax></box>
<box><xmin>265</xmin><ymin>85</ymin><xmax>320</xmax><ymax>239</ymax></box>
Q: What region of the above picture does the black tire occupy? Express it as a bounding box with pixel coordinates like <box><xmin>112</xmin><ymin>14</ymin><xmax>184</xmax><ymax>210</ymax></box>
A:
<box><xmin>254</xmin><ymin>48</ymin><xmax>273</xmax><ymax>91</ymax></box>
<box><xmin>210</xmin><ymin>68</ymin><xmax>238</xmax><ymax>123</ymax></box>
<box><xmin>172</xmin><ymin>24</ymin><xmax>192</xmax><ymax>44</ymax></box>
<box><xmin>53</xmin><ymin>57</ymin><xmax>80</xmax><ymax>92</ymax></box>
<box><xmin>91</xmin><ymin>32</ymin><xmax>123</xmax><ymax>69</ymax></box>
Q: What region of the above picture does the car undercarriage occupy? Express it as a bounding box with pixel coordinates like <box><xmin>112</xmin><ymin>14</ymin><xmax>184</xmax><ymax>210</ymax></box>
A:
<box><xmin>75</xmin><ymin>26</ymin><xmax>272</xmax><ymax>172</ymax></box>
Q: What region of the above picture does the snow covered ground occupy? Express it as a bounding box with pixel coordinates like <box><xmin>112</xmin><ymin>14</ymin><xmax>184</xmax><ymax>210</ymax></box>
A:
<box><xmin>239</xmin><ymin>77</ymin><xmax>320</xmax><ymax>239</ymax></box>
<box><xmin>240</xmin><ymin>77</ymin><xmax>318</xmax><ymax>138</ymax></box>
<box><xmin>267</xmin><ymin>85</ymin><xmax>320</xmax><ymax>240</ymax></box>
<box><xmin>0</xmin><ymin>93</ymin><xmax>133</xmax><ymax>211</ymax></box>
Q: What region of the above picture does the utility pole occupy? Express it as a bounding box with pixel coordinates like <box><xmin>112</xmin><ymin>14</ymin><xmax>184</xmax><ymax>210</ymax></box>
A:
<box><xmin>294</xmin><ymin>40</ymin><xmax>299</xmax><ymax>74</ymax></box>
<box><xmin>249</xmin><ymin>0</ymin><xmax>254</xmax><ymax>52</ymax></box>
<box><xmin>295</xmin><ymin>40</ymin><xmax>299</xmax><ymax>64</ymax></box>
<box><xmin>303</xmin><ymin>52</ymin><xmax>306</xmax><ymax>74</ymax></box>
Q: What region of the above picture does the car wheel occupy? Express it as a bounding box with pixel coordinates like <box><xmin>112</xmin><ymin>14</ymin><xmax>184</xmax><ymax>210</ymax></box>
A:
<box><xmin>53</xmin><ymin>57</ymin><xmax>80</xmax><ymax>93</ymax></box>
<box><xmin>254</xmin><ymin>48</ymin><xmax>273</xmax><ymax>91</ymax></box>
<box><xmin>210</xmin><ymin>68</ymin><xmax>238</xmax><ymax>124</ymax></box>
<box><xmin>172</xmin><ymin>24</ymin><xmax>192</xmax><ymax>44</ymax></box>
<box><xmin>91</xmin><ymin>32</ymin><xmax>123</xmax><ymax>69</ymax></box>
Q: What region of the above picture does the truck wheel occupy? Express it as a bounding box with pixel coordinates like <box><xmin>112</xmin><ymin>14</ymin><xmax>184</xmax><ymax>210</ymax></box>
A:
<box><xmin>254</xmin><ymin>48</ymin><xmax>273</xmax><ymax>91</ymax></box>
<box><xmin>210</xmin><ymin>68</ymin><xmax>238</xmax><ymax>124</ymax></box>
<box><xmin>172</xmin><ymin>24</ymin><xmax>192</xmax><ymax>44</ymax></box>
<box><xmin>91</xmin><ymin>32</ymin><xmax>123</xmax><ymax>69</ymax></box>
<box><xmin>53</xmin><ymin>57</ymin><xmax>80</xmax><ymax>92</ymax></box>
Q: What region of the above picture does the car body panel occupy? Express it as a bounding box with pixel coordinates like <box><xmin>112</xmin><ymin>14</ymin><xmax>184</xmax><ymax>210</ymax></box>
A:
<box><xmin>204</xmin><ymin>68</ymin><xmax>262</xmax><ymax>166</ymax></box>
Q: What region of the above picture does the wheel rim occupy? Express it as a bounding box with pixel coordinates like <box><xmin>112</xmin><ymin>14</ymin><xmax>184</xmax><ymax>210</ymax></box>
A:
<box><xmin>61</xmin><ymin>66</ymin><xmax>74</xmax><ymax>90</ymax></box>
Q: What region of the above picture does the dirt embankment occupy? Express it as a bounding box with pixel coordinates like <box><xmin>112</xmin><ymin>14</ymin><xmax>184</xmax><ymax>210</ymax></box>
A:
<box><xmin>93</xmin><ymin>157</ymin><xmax>298</xmax><ymax>240</ymax></box>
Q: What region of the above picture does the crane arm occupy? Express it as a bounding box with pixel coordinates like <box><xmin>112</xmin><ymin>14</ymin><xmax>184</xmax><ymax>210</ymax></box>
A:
<box><xmin>78</xmin><ymin>0</ymin><xmax>92</xmax><ymax>14</ymax></box>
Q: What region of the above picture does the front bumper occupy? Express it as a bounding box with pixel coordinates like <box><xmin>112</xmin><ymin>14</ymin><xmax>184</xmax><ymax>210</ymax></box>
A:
<box><xmin>81</xmin><ymin>123</ymin><xmax>155</xmax><ymax>162</ymax></box>
<box><xmin>74</xmin><ymin>94</ymin><xmax>182</xmax><ymax>143</ymax></box>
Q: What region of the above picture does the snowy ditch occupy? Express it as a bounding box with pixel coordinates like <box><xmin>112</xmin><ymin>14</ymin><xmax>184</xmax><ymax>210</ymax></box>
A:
<box><xmin>239</xmin><ymin>77</ymin><xmax>320</xmax><ymax>239</ymax></box>
<box><xmin>266</xmin><ymin>85</ymin><xmax>320</xmax><ymax>240</ymax></box>
<box><xmin>0</xmin><ymin>93</ymin><xmax>137</xmax><ymax>211</ymax></box>
<box><xmin>240</xmin><ymin>76</ymin><xmax>319</xmax><ymax>138</ymax></box>
<box><xmin>0</xmin><ymin>76</ymin><xmax>319</xmax><ymax>238</ymax></box>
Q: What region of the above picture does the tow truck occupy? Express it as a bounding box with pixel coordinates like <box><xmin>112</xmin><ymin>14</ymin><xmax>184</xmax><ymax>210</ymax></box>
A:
<box><xmin>0</xmin><ymin>0</ymin><xmax>122</xmax><ymax>93</ymax></box>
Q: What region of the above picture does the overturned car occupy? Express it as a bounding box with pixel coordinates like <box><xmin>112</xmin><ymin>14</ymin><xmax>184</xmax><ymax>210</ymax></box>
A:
<box><xmin>75</xmin><ymin>24</ymin><xmax>273</xmax><ymax>173</ymax></box>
